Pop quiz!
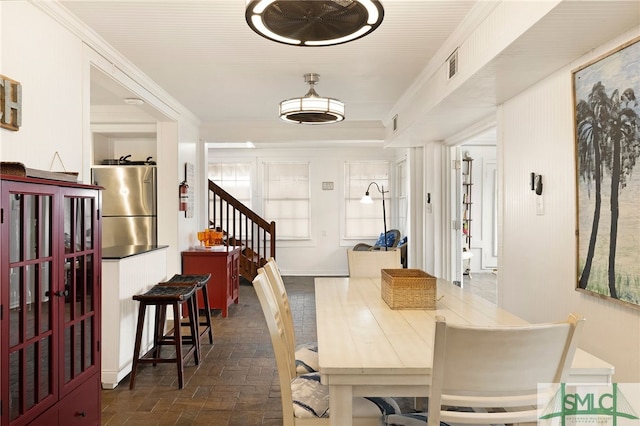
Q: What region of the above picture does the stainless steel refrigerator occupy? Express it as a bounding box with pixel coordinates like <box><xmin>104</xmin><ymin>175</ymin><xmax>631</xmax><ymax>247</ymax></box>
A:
<box><xmin>92</xmin><ymin>166</ymin><xmax>157</xmax><ymax>247</ymax></box>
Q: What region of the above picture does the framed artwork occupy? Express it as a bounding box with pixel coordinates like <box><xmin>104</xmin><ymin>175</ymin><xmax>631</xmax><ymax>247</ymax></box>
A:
<box><xmin>573</xmin><ymin>36</ymin><xmax>640</xmax><ymax>308</ymax></box>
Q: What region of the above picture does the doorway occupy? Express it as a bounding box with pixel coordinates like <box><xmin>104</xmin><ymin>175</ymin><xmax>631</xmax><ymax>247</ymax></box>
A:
<box><xmin>449</xmin><ymin>127</ymin><xmax>497</xmax><ymax>300</ymax></box>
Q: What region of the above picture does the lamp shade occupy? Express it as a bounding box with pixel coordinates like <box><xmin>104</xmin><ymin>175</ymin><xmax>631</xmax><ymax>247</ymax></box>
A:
<box><xmin>360</xmin><ymin>194</ymin><xmax>373</xmax><ymax>204</ymax></box>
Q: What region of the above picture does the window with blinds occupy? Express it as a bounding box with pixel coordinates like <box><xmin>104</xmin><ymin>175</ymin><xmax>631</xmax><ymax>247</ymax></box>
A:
<box><xmin>344</xmin><ymin>161</ymin><xmax>390</xmax><ymax>239</ymax></box>
<box><xmin>208</xmin><ymin>162</ymin><xmax>252</xmax><ymax>236</ymax></box>
<box><xmin>263</xmin><ymin>162</ymin><xmax>310</xmax><ymax>239</ymax></box>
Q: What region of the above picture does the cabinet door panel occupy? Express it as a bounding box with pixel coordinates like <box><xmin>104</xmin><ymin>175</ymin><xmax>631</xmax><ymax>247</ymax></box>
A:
<box><xmin>56</xmin><ymin>373</ymin><xmax>100</xmax><ymax>425</ymax></box>
<box><xmin>3</xmin><ymin>185</ymin><xmax>57</xmax><ymax>424</ymax></box>
<box><xmin>61</xmin><ymin>195</ymin><xmax>99</xmax><ymax>391</ymax></box>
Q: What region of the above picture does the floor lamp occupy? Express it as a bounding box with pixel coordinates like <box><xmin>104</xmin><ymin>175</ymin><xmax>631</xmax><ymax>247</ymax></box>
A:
<box><xmin>361</xmin><ymin>182</ymin><xmax>389</xmax><ymax>251</ymax></box>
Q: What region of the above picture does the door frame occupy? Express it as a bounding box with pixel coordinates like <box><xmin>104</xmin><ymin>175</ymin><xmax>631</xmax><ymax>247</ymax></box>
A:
<box><xmin>442</xmin><ymin>118</ymin><xmax>497</xmax><ymax>286</ymax></box>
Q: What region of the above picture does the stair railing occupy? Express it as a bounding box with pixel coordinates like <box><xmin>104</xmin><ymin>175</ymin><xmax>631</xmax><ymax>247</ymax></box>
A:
<box><xmin>208</xmin><ymin>180</ymin><xmax>276</xmax><ymax>281</ymax></box>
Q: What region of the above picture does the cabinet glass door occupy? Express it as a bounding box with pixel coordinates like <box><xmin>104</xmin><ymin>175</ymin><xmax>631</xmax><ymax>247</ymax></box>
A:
<box><xmin>61</xmin><ymin>193</ymin><xmax>99</xmax><ymax>393</ymax></box>
<box><xmin>2</xmin><ymin>186</ymin><xmax>56</xmax><ymax>422</ymax></box>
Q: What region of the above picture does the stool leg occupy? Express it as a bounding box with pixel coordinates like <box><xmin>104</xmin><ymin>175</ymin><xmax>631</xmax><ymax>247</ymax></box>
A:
<box><xmin>200</xmin><ymin>284</ymin><xmax>214</xmax><ymax>344</ymax></box>
<box><xmin>130</xmin><ymin>302</ymin><xmax>147</xmax><ymax>390</ymax></box>
<box><xmin>188</xmin><ymin>293</ymin><xmax>201</xmax><ymax>365</ymax></box>
<box><xmin>153</xmin><ymin>304</ymin><xmax>167</xmax><ymax>365</ymax></box>
<box><xmin>172</xmin><ymin>302</ymin><xmax>185</xmax><ymax>389</ymax></box>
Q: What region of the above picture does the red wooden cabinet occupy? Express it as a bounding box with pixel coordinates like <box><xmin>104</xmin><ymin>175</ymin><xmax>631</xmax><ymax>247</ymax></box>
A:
<box><xmin>0</xmin><ymin>175</ymin><xmax>102</xmax><ymax>425</ymax></box>
<box><xmin>181</xmin><ymin>248</ymin><xmax>240</xmax><ymax>318</ymax></box>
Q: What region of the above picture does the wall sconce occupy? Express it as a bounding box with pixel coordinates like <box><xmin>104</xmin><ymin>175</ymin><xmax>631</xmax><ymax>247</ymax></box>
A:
<box><xmin>361</xmin><ymin>182</ymin><xmax>389</xmax><ymax>251</ymax></box>
<box><xmin>531</xmin><ymin>172</ymin><xmax>543</xmax><ymax>195</ymax></box>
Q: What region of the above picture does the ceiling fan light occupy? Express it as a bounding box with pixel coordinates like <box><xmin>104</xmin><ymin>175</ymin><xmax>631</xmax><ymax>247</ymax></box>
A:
<box><xmin>245</xmin><ymin>0</ymin><xmax>384</xmax><ymax>47</ymax></box>
<box><xmin>250</xmin><ymin>15</ymin><xmax>301</xmax><ymax>45</ymax></box>
<box><xmin>279</xmin><ymin>74</ymin><xmax>345</xmax><ymax>125</ymax></box>
<box><xmin>362</xmin><ymin>0</ymin><xmax>380</xmax><ymax>24</ymax></box>
<box><xmin>251</xmin><ymin>0</ymin><xmax>275</xmax><ymax>14</ymax></box>
<box><xmin>304</xmin><ymin>25</ymin><xmax>371</xmax><ymax>46</ymax></box>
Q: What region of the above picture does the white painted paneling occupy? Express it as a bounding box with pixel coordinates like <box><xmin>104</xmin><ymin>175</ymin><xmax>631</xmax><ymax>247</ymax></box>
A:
<box><xmin>158</xmin><ymin>121</ymin><xmax>181</xmax><ymax>277</ymax></box>
<box><xmin>406</xmin><ymin>146</ymin><xmax>424</xmax><ymax>272</ymax></box>
<box><xmin>101</xmin><ymin>248</ymin><xmax>168</xmax><ymax>388</ymax></box>
<box><xmin>501</xmin><ymin>71</ymin><xmax>576</xmax><ymax>321</ymax></box>
<box><xmin>424</xmin><ymin>142</ymin><xmax>444</xmax><ymax>277</ymax></box>
<box><xmin>500</xmin><ymin>30</ymin><xmax>640</xmax><ymax>382</ymax></box>
<box><xmin>178</xmin><ymin>123</ymin><xmax>200</xmax><ymax>253</ymax></box>
<box><xmin>388</xmin><ymin>1</ymin><xmax>639</xmax><ymax>145</ymax></box>
<box><xmin>482</xmin><ymin>160</ymin><xmax>498</xmax><ymax>269</ymax></box>
<box><xmin>59</xmin><ymin>0</ymin><xmax>476</xmax><ymax>125</ymax></box>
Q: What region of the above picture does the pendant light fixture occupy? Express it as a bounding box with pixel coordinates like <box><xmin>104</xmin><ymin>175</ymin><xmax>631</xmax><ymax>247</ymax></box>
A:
<box><xmin>279</xmin><ymin>73</ymin><xmax>345</xmax><ymax>125</ymax></box>
<box><xmin>245</xmin><ymin>0</ymin><xmax>384</xmax><ymax>47</ymax></box>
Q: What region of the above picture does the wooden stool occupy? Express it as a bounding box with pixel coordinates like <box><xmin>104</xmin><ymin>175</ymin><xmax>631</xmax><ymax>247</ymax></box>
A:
<box><xmin>130</xmin><ymin>284</ymin><xmax>199</xmax><ymax>389</ymax></box>
<box><xmin>154</xmin><ymin>280</ymin><xmax>202</xmax><ymax>366</ymax></box>
<box><xmin>165</xmin><ymin>273</ymin><xmax>214</xmax><ymax>345</ymax></box>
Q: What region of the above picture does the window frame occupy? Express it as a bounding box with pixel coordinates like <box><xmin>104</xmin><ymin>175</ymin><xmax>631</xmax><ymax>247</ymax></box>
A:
<box><xmin>343</xmin><ymin>161</ymin><xmax>391</xmax><ymax>241</ymax></box>
<box><xmin>207</xmin><ymin>161</ymin><xmax>254</xmax><ymax>238</ymax></box>
<box><xmin>262</xmin><ymin>161</ymin><xmax>311</xmax><ymax>240</ymax></box>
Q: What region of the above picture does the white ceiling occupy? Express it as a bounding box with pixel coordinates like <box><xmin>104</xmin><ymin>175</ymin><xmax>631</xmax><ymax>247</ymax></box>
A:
<box><xmin>60</xmin><ymin>0</ymin><xmax>640</xmax><ymax>145</ymax></box>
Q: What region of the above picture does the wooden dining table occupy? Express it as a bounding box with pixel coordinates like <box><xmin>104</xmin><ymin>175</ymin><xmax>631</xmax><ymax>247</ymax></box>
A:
<box><xmin>314</xmin><ymin>276</ymin><xmax>615</xmax><ymax>426</ymax></box>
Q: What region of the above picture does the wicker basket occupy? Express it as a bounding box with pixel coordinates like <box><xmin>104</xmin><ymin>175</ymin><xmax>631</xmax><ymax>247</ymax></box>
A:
<box><xmin>381</xmin><ymin>269</ymin><xmax>436</xmax><ymax>310</ymax></box>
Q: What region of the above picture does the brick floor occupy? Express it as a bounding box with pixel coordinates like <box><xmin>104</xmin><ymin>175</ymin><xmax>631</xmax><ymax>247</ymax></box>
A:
<box><xmin>101</xmin><ymin>276</ymin><xmax>417</xmax><ymax>425</ymax></box>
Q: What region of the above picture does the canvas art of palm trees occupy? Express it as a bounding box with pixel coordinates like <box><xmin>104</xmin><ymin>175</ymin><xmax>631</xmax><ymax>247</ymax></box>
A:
<box><xmin>574</xmin><ymin>36</ymin><xmax>640</xmax><ymax>307</ymax></box>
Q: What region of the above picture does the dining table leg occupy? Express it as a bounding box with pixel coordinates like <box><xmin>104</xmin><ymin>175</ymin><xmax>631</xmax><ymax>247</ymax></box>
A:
<box><xmin>329</xmin><ymin>385</ymin><xmax>353</xmax><ymax>426</ymax></box>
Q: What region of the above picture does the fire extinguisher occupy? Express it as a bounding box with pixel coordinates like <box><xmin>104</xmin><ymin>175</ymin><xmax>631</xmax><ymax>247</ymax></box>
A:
<box><xmin>179</xmin><ymin>181</ymin><xmax>189</xmax><ymax>211</ymax></box>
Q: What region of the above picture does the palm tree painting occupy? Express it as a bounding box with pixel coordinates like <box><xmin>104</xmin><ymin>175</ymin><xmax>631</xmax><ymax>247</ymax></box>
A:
<box><xmin>574</xmin><ymin>37</ymin><xmax>640</xmax><ymax>307</ymax></box>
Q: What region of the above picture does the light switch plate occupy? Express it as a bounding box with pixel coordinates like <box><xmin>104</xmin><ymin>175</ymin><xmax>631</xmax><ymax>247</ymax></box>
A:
<box><xmin>536</xmin><ymin>195</ymin><xmax>544</xmax><ymax>215</ymax></box>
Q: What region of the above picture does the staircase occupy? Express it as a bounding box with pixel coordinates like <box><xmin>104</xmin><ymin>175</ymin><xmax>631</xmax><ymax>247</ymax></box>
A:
<box><xmin>208</xmin><ymin>180</ymin><xmax>276</xmax><ymax>281</ymax></box>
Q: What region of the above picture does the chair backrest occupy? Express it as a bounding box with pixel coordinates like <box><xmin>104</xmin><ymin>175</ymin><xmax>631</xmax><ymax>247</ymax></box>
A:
<box><xmin>427</xmin><ymin>313</ymin><xmax>585</xmax><ymax>426</ymax></box>
<box><xmin>347</xmin><ymin>248</ymin><xmax>402</xmax><ymax>278</ymax></box>
<box><xmin>263</xmin><ymin>258</ymin><xmax>297</xmax><ymax>378</ymax></box>
<box><xmin>252</xmin><ymin>269</ymin><xmax>297</xmax><ymax>425</ymax></box>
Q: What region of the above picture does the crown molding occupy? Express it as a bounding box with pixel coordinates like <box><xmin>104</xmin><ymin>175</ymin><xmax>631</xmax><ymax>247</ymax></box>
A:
<box><xmin>29</xmin><ymin>0</ymin><xmax>201</xmax><ymax>127</ymax></box>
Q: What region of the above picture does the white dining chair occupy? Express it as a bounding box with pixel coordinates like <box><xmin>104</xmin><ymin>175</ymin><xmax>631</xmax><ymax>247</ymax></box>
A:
<box><xmin>347</xmin><ymin>248</ymin><xmax>402</xmax><ymax>278</ymax></box>
<box><xmin>252</xmin><ymin>269</ymin><xmax>401</xmax><ymax>425</ymax></box>
<box><xmin>263</xmin><ymin>257</ymin><xmax>319</xmax><ymax>374</ymax></box>
<box><xmin>381</xmin><ymin>313</ymin><xmax>585</xmax><ymax>426</ymax></box>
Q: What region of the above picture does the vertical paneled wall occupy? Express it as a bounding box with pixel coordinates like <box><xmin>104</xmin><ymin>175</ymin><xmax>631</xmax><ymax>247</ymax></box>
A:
<box><xmin>500</xmin><ymin>30</ymin><xmax>640</xmax><ymax>381</ymax></box>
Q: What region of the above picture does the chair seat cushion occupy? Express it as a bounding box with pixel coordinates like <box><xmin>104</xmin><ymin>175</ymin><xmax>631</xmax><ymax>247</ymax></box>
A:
<box><xmin>295</xmin><ymin>342</ymin><xmax>319</xmax><ymax>374</ymax></box>
<box><xmin>291</xmin><ymin>373</ymin><xmax>400</xmax><ymax>419</ymax></box>
<box><xmin>375</xmin><ymin>232</ymin><xmax>397</xmax><ymax>248</ymax></box>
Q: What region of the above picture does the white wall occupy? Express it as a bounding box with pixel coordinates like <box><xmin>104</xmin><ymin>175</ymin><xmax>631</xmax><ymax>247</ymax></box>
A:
<box><xmin>423</xmin><ymin>142</ymin><xmax>444</xmax><ymax>277</ymax></box>
<box><xmin>0</xmin><ymin>2</ymin><xmax>84</xmax><ymax>174</ymax></box>
<box><xmin>0</xmin><ymin>2</ymin><xmax>201</xmax><ymax>281</ymax></box>
<box><xmin>499</xmin><ymin>30</ymin><xmax>640</xmax><ymax>382</ymax></box>
<box><xmin>177</xmin><ymin>123</ymin><xmax>201</xmax><ymax>257</ymax></box>
<box><xmin>208</xmin><ymin>146</ymin><xmax>398</xmax><ymax>276</ymax></box>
